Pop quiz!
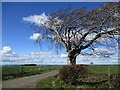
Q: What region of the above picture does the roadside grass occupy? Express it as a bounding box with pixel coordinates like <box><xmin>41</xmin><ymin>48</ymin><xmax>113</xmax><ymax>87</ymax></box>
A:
<box><xmin>36</xmin><ymin>75</ymin><xmax>97</xmax><ymax>89</ymax></box>
<box><xmin>2</xmin><ymin>65</ymin><xmax>61</xmax><ymax>80</ymax></box>
<box><xmin>36</xmin><ymin>75</ymin><xmax>62</xmax><ymax>89</ymax></box>
<box><xmin>36</xmin><ymin>65</ymin><xmax>120</xmax><ymax>89</ymax></box>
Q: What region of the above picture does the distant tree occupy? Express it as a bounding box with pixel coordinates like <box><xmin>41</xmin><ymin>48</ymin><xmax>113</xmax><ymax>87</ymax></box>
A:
<box><xmin>24</xmin><ymin>3</ymin><xmax>119</xmax><ymax>65</ymax></box>
<box><xmin>90</xmin><ymin>62</ymin><xmax>94</xmax><ymax>65</ymax></box>
<box><xmin>22</xmin><ymin>64</ymin><xmax>37</xmax><ymax>66</ymax></box>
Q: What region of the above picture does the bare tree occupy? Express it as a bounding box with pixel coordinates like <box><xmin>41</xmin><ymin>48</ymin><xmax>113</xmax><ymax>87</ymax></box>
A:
<box><xmin>24</xmin><ymin>3</ymin><xmax>119</xmax><ymax>65</ymax></box>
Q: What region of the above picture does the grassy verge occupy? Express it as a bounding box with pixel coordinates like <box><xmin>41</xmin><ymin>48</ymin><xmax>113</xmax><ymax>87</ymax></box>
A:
<box><xmin>36</xmin><ymin>75</ymin><xmax>98</xmax><ymax>89</ymax></box>
<box><xmin>36</xmin><ymin>75</ymin><xmax>62</xmax><ymax>89</ymax></box>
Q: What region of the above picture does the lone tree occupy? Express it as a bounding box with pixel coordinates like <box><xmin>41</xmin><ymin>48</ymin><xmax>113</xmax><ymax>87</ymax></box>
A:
<box><xmin>23</xmin><ymin>3</ymin><xmax>119</xmax><ymax>65</ymax></box>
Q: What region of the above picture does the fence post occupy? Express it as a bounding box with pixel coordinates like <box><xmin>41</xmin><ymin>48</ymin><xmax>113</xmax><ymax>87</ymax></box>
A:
<box><xmin>108</xmin><ymin>66</ymin><xmax>111</xmax><ymax>89</ymax></box>
<box><xmin>20</xmin><ymin>66</ymin><xmax>23</xmax><ymax>75</ymax></box>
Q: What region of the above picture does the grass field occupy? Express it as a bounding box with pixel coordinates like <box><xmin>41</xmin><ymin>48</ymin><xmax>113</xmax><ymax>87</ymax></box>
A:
<box><xmin>36</xmin><ymin>65</ymin><xmax>120</xmax><ymax>88</ymax></box>
<box><xmin>2</xmin><ymin>65</ymin><xmax>61</xmax><ymax>80</ymax></box>
<box><xmin>89</xmin><ymin>65</ymin><xmax>119</xmax><ymax>74</ymax></box>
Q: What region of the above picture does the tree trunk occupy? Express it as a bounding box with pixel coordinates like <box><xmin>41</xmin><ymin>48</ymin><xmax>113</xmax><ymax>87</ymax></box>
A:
<box><xmin>67</xmin><ymin>53</ymin><xmax>77</xmax><ymax>65</ymax></box>
<box><xmin>66</xmin><ymin>48</ymin><xmax>81</xmax><ymax>65</ymax></box>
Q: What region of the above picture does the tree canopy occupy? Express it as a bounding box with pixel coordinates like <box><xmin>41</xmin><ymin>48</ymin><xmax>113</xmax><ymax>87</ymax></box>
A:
<box><xmin>24</xmin><ymin>2</ymin><xmax>119</xmax><ymax>65</ymax></box>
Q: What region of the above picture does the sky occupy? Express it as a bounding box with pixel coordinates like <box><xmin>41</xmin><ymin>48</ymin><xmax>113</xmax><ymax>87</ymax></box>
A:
<box><xmin>1</xmin><ymin>2</ymin><xmax>119</xmax><ymax>65</ymax></box>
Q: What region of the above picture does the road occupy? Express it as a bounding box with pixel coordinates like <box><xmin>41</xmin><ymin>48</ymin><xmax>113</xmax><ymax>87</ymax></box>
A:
<box><xmin>2</xmin><ymin>70</ymin><xmax>58</xmax><ymax>88</ymax></box>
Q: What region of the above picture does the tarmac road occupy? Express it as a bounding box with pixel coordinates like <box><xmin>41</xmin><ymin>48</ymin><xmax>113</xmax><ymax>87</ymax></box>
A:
<box><xmin>2</xmin><ymin>70</ymin><xmax>58</xmax><ymax>88</ymax></box>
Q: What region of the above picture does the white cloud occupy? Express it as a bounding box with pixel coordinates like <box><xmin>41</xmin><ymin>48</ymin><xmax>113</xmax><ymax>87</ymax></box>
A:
<box><xmin>94</xmin><ymin>48</ymin><xmax>113</xmax><ymax>55</ymax></box>
<box><xmin>85</xmin><ymin>33</ymin><xmax>97</xmax><ymax>41</ymax></box>
<box><xmin>23</xmin><ymin>12</ymin><xmax>63</xmax><ymax>30</ymax></box>
<box><xmin>1</xmin><ymin>46</ymin><xmax>118</xmax><ymax>65</ymax></box>
<box><xmin>111</xmin><ymin>60</ymin><xmax>117</xmax><ymax>62</ymax></box>
<box><xmin>1</xmin><ymin>46</ymin><xmax>11</xmax><ymax>54</ymax></box>
<box><xmin>59</xmin><ymin>54</ymin><xmax>67</xmax><ymax>58</ymax></box>
<box><xmin>1</xmin><ymin>47</ymin><xmax>66</xmax><ymax>65</ymax></box>
<box><xmin>23</xmin><ymin>12</ymin><xmax>49</xmax><ymax>27</ymax></box>
<box><xmin>29</xmin><ymin>33</ymin><xmax>43</xmax><ymax>40</ymax></box>
<box><xmin>0</xmin><ymin>46</ymin><xmax>17</xmax><ymax>57</ymax></box>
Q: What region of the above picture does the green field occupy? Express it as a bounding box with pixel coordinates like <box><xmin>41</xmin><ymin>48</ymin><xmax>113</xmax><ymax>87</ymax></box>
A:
<box><xmin>89</xmin><ymin>65</ymin><xmax>119</xmax><ymax>74</ymax></box>
<box><xmin>2</xmin><ymin>65</ymin><xmax>61</xmax><ymax>80</ymax></box>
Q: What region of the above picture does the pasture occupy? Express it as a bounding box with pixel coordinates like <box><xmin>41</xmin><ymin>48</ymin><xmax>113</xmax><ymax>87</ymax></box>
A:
<box><xmin>89</xmin><ymin>65</ymin><xmax>119</xmax><ymax>74</ymax></box>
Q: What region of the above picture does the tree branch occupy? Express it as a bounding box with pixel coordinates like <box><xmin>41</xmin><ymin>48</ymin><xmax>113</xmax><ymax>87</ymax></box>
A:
<box><xmin>81</xmin><ymin>28</ymin><xmax>118</xmax><ymax>50</ymax></box>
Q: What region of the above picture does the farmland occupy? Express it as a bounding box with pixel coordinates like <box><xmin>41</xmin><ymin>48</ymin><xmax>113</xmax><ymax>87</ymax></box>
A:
<box><xmin>2</xmin><ymin>65</ymin><xmax>61</xmax><ymax>80</ymax></box>
<box><xmin>89</xmin><ymin>65</ymin><xmax>119</xmax><ymax>74</ymax></box>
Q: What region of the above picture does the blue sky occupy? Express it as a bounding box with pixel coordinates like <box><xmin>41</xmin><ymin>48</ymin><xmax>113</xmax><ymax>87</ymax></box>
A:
<box><xmin>1</xmin><ymin>2</ymin><xmax>118</xmax><ymax>65</ymax></box>
<box><xmin>2</xmin><ymin>2</ymin><xmax>105</xmax><ymax>54</ymax></box>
